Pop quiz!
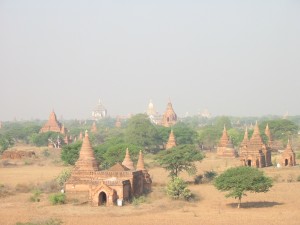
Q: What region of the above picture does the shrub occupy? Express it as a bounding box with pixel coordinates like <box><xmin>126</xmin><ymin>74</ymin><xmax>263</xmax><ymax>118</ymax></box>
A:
<box><xmin>30</xmin><ymin>189</ymin><xmax>42</xmax><ymax>202</ymax></box>
<box><xmin>166</xmin><ymin>177</ymin><xmax>193</xmax><ymax>201</ymax></box>
<box><xmin>204</xmin><ymin>170</ymin><xmax>217</xmax><ymax>182</ymax></box>
<box><xmin>56</xmin><ymin>169</ymin><xmax>72</xmax><ymax>187</ymax></box>
<box><xmin>49</xmin><ymin>193</ymin><xmax>65</xmax><ymax>205</ymax></box>
<box><xmin>132</xmin><ymin>195</ymin><xmax>147</xmax><ymax>206</ymax></box>
<box><xmin>194</xmin><ymin>174</ymin><xmax>203</xmax><ymax>184</ymax></box>
<box><xmin>297</xmin><ymin>175</ymin><xmax>300</xmax><ymax>182</ymax></box>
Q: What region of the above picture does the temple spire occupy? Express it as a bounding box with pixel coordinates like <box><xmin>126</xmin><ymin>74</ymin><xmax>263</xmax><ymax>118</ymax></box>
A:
<box><xmin>136</xmin><ymin>150</ymin><xmax>145</xmax><ymax>171</ymax></box>
<box><xmin>166</xmin><ymin>129</ymin><xmax>177</xmax><ymax>149</ymax></box>
<box><xmin>122</xmin><ymin>148</ymin><xmax>134</xmax><ymax>170</ymax></box>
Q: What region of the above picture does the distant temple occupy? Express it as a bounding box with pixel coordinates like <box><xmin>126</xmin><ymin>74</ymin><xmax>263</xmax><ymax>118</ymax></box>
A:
<box><xmin>240</xmin><ymin>122</ymin><xmax>272</xmax><ymax>168</ymax></box>
<box><xmin>146</xmin><ymin>100</ymin><xmax>161</xmax><ymax>125</ymax></box>
<box><xmin>166</xmin><ymin>130</ymin><xmax>177</xmax><ymax>149</ymax></box>
<box><xmin>65</xmin><ymin>131</ymin><xmax>152</xmax><ymax>206</ymax></box>
<box><xmin>40</xmin><ymin>110</ymin><xmax>67</xmax><ymax>134</ymax></box>
<box><xmin>91</xmin><ymin>121</ymin><xmax>97</xmax><ymax>133</ymax></box>
<box><xmin>161</xmin><ymin>100</ymin><xmax>177</xmax><ymax>127</ymax></box>
<box><xmin>281</xmin><ymin>139</ymin><xmax>296</xmax><ymax>166</ymax></box>
<box><xmin>92</xmin><ymin>100</ymin><xmax>107</xmax><ymax>121</ymax></box>
<box><xmin>216</xmin><ymin>126</ymin><xmax>237</xmax><ymax>158</ymax></box>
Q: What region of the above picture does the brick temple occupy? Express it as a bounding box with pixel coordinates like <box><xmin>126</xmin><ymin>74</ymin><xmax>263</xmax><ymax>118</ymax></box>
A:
<box><xmin>65</xmin><ymin>131</ymin><xmax>152</xmax><ymax>206</ymax></box>
<box><xmin>216</xmin><ymin>126</ymin><xmax>237</xmax><ymax>158</ymax></box>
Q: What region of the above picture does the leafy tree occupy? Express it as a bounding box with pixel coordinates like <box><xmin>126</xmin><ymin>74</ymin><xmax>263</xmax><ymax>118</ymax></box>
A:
<box><xmin>125</xmin><ymin>114</ymin><xmax>162</xmax><ymax>152</ymax></box>
<box><xmin>0</xmin><ymin>134</ymin><xmax>14</xmax><ymax>153</ymax></box>
<box><xmin>101</xmin><ymin>143</ymin><xmax>140</xmax><ymax>169</ymax></box>
<box><xmin>155</xmin><ymin>144</ymin><xmax>204</xmax><ymax>177</ymax></box>
<box><xmin>227</xmin><ymin>128</ymin><xmax>244</xmax><ymax>146</ymax></box>
<box><xmin>61</xmin><ymin>141</ymin><xmax>82</xmax><ymax>165</ymax></box>
<box><xmin>173</xmin><ymin>122</ymin><xmax>198</xmax><ymax>145</ymax></box>
<box><xmin>260</xmin><ymin>119</ymin><xmax>298</xmax><ymax>142</ymax></box>
<box><xmin>214</xmin><ymin>166</ymin><xmax>273</xmax><ymax>208</ymax></box>
<box><xmin>215</xmin><ymin>116</ymin><xmax>232</xmax><ymax>130</ymax></box>
<box><xmin>198</xmin><ymin>125</ymin><xmax>221</xmax><ymax>148</ymax></box>
<box><xmin>30</xmin><ymin>132</ymin><xmax>64</xmax><ymax>147</ymax></box>
<box><xmin>166</xmin><ymin>177</ymin><xmax>192</xmax><ymax>201</ymax></box>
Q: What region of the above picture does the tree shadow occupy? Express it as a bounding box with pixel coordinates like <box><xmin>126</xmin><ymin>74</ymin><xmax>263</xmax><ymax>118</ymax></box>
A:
<box><xmin>227</xmin><ymin>201</ymin><xmax>284</xmax><ymax>208</ymax></box>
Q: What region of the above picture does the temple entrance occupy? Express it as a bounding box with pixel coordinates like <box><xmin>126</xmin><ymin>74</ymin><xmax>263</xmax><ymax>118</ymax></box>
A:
<box><xmin>285</xmin><ymin>159</ymin><xmax>288</xmax><ymax>166</ymax></box>
<box><xmin>98</xmin><ymin>192</ymin><xmax>107</xmax><ymax>206</ymax></box>
<box><xmin>247</xmin><ymin>160</ymin><xmax>251</xmax><ymax>166</ymax></box>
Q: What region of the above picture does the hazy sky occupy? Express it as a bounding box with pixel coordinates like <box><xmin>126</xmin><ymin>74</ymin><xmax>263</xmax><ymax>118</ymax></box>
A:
<box><xmin>1</xmin><ymin>1</ymin><xmax>300</xmax><ymax>120</ymax></box>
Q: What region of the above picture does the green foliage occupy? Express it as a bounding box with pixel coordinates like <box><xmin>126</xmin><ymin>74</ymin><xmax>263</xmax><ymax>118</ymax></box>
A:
<box><xmin>56</xmin><ymin>169</ymin><xmax>72</xmax><ymax>187</ymax></box>
<box><xmin>198</xmin><ymin>125</ymin><xmax>221</xmax><ymax>148</ymax></box>
<box><xmin>214</xmin><ymin>166</ymin><xmax>273</xmax><ymax>208</ymax></box>
<box><xmin>166</xmin><ymin>177</ymin><xmax>192</xmax><ymax>201</ymax></box>
<box><xmin>155</xmin><ymin>144</ymin><xmax>204</xmax><ymax>177</ymax></box>
<box><xmin>30</xmin><ymin>132</ymin><xmax>63</xmax><ymax>147</ymax></box>
<box><xmin>61</xmin><ymin>141</ymin><xmax>82</xmax><ymax>165</ymax></box>
<box><xmin>215</xmin><ymin>116</ymin><xmax>232</xmax><ymax>130</ymax></box>
<box><xmin>260</xmin><ymin>119</ymin><xmax>298</xmax><ymax>142</ymax></box>
<box><xmin>194</xmin><ymin>174</ymin><xmax>203</xmax><ymax>184</ymax></box>
<box><xmin>204</xmin><ymin>170</ymin><xmax>217</xmax><ymax>182</ymax></box>
<box><xmin>29</xmin><ymin>189</ymin><xmax>42</xmax><ymax>202</ymax></box>
<box><xmin>49</xmin><ymin>193</ymin><xmax>66</xmax><ymax>205</ymax></box>
<box><xmin>227</xmin><ymin>128</ymin><xmax>244</xmax><ymax>146</ymax></box>
<box><xmin>125</xmin><ymin>114</ymin><xmax>162</xmax><ymax>152</ymax></box>
<box><xmin>132</xmin><ymin>195</ymin><xmax>148</xmax><ymax>206</ymax></box>
<box><xmin>173</xmin><ymin>122</ymin><xmax>199</xmax><ymax>145</ymax></box>
<box><xmin>16</xmin><ymin>218</ymin><xmax>62</xmax><ymax>225</ymax></box>
<box><xmin>0</xmin><ymin>133</ymin><xmax>15</xmax><ymax>153</ymax></box>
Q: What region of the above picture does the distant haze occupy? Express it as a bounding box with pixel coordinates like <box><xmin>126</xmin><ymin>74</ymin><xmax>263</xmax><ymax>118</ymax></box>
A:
<box><xmin>0</xmin><ymin>1</ymin><xmax>300</xmax><ymax>121</ymax></box>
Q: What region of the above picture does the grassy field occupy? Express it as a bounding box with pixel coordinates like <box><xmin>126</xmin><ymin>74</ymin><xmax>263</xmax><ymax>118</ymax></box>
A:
<box><xmin>0</xmin><ymin>146</ymin><xmax>300</xmax><ymax>225</ymax></box>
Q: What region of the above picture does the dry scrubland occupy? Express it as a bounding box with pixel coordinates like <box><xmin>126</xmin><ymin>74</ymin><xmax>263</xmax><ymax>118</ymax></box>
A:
<box><xmin>1</xmin><ymin>146</ymin><xmax>300</xmax><ymax>225</ymax></box>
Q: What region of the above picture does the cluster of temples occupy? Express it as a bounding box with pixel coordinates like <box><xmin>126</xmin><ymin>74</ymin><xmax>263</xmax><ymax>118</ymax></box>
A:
<box><xmin>65</xmin><ymin>131</ymin><xmax>152</xmax><ymax>206</ymax></box>
<box><xmin>146</xmin><ymin>100</ymin><xmax>178</xmax><ymax>127</ymax></box>
<box><xmin>216</xmin><ymin>121</ymin><xmax>297</xmax><ymax>168</ymax></box>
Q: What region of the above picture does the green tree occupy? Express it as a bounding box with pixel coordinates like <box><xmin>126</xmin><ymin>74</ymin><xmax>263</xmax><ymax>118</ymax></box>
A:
<box><xmin>125</xmin><ymin>114</ymin><xmax>162</xmax><ymax>152</ymax></box>
<box><xmin>61</xmin><ymin>141</ymin><xmax>82</xmax><ymax>165</ymax></box>
<box><xmin>30</xmin><ymin>131</ymin><xmax>64</xmax><ymax>147</ymax></box>
<box><xmin>214</xmin><ymin>166</ymin><xmax>273</xmax><ymax>208</ymax></box>
<box><xmin>155</xmin><ymin>144</ymin><xmax>204</xmax><ymax>178</ymax></box>
<box><xmin>215</xmin><ymin>116</ymin><xmax>232</xmax><ymax>130</ymax></box>
<box><xmin>166</xmin><ymin>177</ymin><xmax>192</xmax><ymax>200</ymax></box>
<box><xmin>0</xmin><ymin>134</ymin><xmax>14</xmax><ymax>153</ymax></box>
<box><xmin>260</xmin><ymin>119</ymin><xmax>298</xmax><ymax>142</ymax></box>
<box><xmin>198</xmin><ymin>125</ymin><xmax>221</xmax><ymax>148</ymax></box>
<box><xmin>173</xmin><ymin>122</ymin><xmax>198</xmax><ymax>145</ymax></box>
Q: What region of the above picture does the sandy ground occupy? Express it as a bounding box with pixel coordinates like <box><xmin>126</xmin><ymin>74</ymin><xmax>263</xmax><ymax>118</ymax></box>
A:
<box><xmin>1</xmin><ymin>148</ymin><xmax>300</xmax><ymax>225</ymax></box>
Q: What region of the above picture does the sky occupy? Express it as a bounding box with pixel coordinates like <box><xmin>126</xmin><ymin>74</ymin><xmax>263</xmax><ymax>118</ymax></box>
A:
<box><xmin>0</xmin><ymin>0</ymin><xmax>300</xmax><ymax>121</ymax></box>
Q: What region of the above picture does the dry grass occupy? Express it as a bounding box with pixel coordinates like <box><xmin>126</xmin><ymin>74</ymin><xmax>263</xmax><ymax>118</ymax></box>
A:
<box><xmin>0</xmin><ymin>146</ymin><xmax>300</xmax><ymax>225</ymax></box>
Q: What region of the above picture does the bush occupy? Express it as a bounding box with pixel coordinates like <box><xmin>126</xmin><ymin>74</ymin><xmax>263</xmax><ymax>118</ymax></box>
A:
<box><xmin>297</xmin><ymin>175</ymin><xmax>300</xmax><ymax>182</ymax></box>
<box><xmin>49</xmin><ymin>193</ymin><xmax>65</xmax><ymax>205</ymax></box>
<box><xmin>194</xmin><ymin>174</ymin><xmax>203</xmax><ymax>184</ymax></box>
<box><xmin>56</xmin><ymin>169</ymin><xmax>72</xmax><ymax>187</ymax></box>
<box><xmin>132</xmin><ymin>195</ymin><xmax>147</xmax><ymax>206</ymax></box>
<box><xmin>42</xmin><ymin>149</ymin><xmax>50</xmax><ymax>157</ymax></box>
<box><xmin>30</xmin><ymin>189</ymin><xmax>42</xmax><ymax>202</ymax></box>
<box><xmin>204</xmin><ymin>170</ymin><xmax>217</xmax><ymax>182</ymax></box>
<box><xmin>166</xmin><ymin>177</ymin><xmax>193</xmax><ymax>201</ymax></box>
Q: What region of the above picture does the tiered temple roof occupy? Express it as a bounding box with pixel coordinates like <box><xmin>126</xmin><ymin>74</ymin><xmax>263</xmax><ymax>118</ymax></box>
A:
<box><xmin>216</xmin><ymin>126</ymin><xmax>237</xmax><ymax>158</ymax></box>
<box><xmin>92</xmin><ymin>99</ymin><xmax>107</xmax><ymax>121</ymax></box>
<box><xmin>161</xmin><ymin>100</ymin><xmax>177</xmax><ymax>127</ymax></box>
<box><xmin>166</xmin><ymin>130</ymin><xmax>177</xmax><ymax>149</ymax></box>
<box><xmin>40</xmin><ymin>110</ymin><xmax>66</xmax><ymax>133</ymax></box>
<box><xmin>281</xmin><ymin>139</ymin><xmax>296</xmax><ymax>166</ymax></box>
<box><xmin>240</xmin><ymin>122</ymin><xmax>272</xmax><ymax>167</ymax></box>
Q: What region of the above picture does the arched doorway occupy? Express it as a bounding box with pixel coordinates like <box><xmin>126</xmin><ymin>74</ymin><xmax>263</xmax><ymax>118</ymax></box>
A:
<box><xmin>285</xmin><ymin>159</ymin><xmax>288</xmax><ymax>166</ymax></box>
<box><xmin>98</xmin><ymin>192</ymin><xmax>107</xmax><ymax>206</ymax></box>
<box><xmin>247</xmin><ymin>160</ymin><xmax>251</xmax><ymax>166</ymax></box>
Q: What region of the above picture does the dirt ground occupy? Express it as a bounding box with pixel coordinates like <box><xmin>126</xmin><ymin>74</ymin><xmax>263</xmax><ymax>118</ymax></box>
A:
<box><xmin>1</xmin><ymin>146</ymin><xmax>300</xmax><ymax>225</ymax></box>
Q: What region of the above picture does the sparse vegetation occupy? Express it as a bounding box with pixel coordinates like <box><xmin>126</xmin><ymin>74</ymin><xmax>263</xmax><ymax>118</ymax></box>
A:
<box><xmin>29</xmin><ymin>189</ymin><xmax>42</xmax><ymax>202</ymax></box>
<box><xmin>132</xmin><ymin>195</ymin><xmax>148</xmax><ymax>206</ymax></box>
<box><xmin>56</xmin><ymin>169</ymin><xmax>72</xmax><ymax>187</ymax></box>
<box><xmin>16</xmin><ymin>218</ymin><xmax>62</xmax><ymax>225</ymax></box>
<box><xmin>49</xmin><ymin>193</ymin><xmax>66</xmax><ymax>205</ymax></box>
